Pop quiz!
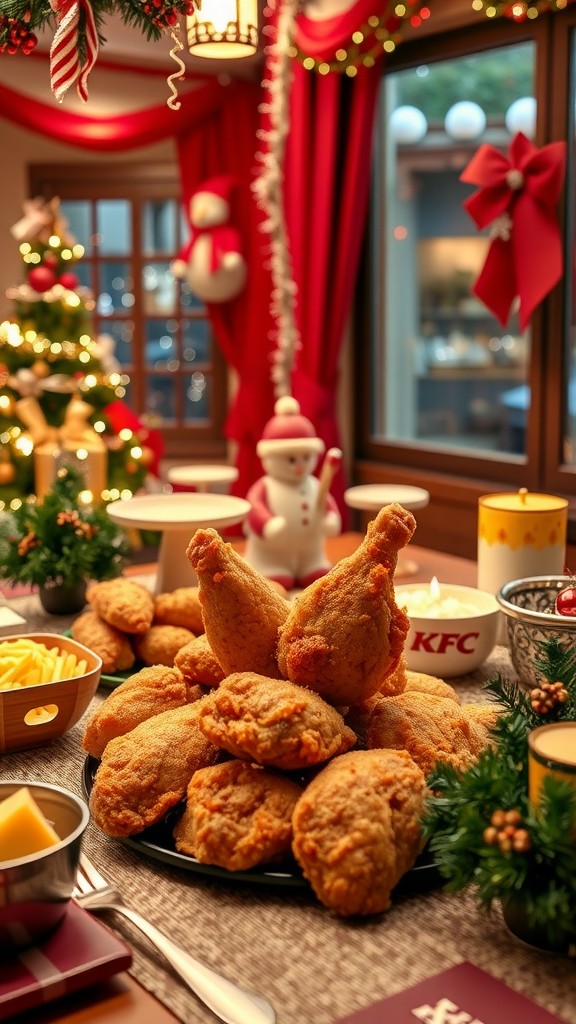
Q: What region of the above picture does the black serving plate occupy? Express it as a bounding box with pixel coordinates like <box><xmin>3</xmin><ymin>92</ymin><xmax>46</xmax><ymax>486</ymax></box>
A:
<box><xmin>82</xmin><ymin>756</ymin><xmax>442</xmax><ymax>893</ymax></box>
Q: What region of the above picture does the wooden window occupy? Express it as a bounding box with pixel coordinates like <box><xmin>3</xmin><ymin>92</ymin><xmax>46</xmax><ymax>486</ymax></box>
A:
<box><xmin>356</xmin><ymin>10</ymin><xmax>576</xmax><ymax>560</ymax></box>
<box><xmin>28</xmin><ymin>163</ymin><xmax>228</xmax><ymax>461</ymax></box>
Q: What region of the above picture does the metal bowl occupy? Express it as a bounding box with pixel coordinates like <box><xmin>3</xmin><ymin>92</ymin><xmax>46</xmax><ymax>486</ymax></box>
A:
<box><xmin>0</xmin><ymin>781</ymin><xmax>89</xmax><ymax>952</ymax></box>
<box><xmin>496</xmin><ymin>576</ymin><xmax>576</xmax><ymax>688</ymax></box>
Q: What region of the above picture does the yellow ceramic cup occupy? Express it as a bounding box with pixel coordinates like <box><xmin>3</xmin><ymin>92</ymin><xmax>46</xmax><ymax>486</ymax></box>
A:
<box><xmin>528</xmin><ymin>723</ymin><xmax>576</xmax><ymax>806</ymax></box>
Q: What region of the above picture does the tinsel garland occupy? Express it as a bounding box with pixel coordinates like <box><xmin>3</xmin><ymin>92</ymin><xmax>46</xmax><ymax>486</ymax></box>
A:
<box><xmin>252</xmin><ymin>0</ymin><xmax>301</xmax><ymax>399</ymax></box>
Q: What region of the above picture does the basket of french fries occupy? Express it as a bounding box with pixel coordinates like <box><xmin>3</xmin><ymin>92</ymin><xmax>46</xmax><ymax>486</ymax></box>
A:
<box><xmin>0</xmin><ymin>633</ymin><xmax>102</xmax><ymax>753</ymax></box>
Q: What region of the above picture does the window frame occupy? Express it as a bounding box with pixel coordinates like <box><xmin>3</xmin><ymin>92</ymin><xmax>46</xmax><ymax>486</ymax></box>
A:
<box><xmin>28</xmin><ymin>162</ymin><xmax>228</xmax><ymax>461</ymax></box>
<box><xmin>354</xmin><ymin>10</ymin><xmax>576</xmax><ymax>555</ymax></box>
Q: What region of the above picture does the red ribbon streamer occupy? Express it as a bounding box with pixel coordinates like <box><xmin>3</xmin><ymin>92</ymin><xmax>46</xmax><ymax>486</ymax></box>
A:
<box><xmin>460</xmin><ymin>131</ymin><xmax>566</xmax><ymax>330</ymax></box>
<box><xmin>50</xmin><ymin>0</ymin><xmax>99</xmax><ymax>103</ymax></box>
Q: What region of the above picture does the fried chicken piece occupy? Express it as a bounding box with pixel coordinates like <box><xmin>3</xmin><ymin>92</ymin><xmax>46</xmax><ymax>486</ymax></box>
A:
<box><xmin>154</xmin><ymin>587</ymin><xmax>204</xmax><ymax>634</ymax></box>
<box><xmin>403</xmin><ymin>670</ymin><xmax>460</xmax><ymax>703</ymax></box>
<box><xmin>197</xmin><ymin>672</ymin><xmax>356</xmax><ymax>770</ymax></box>
<box><xmin>464</xmin><ymin>702</ymin><xmax>499</xmax><ymax>730</ymax></box>
<box><xmin>367</xmin><ymin>691</ymin><xmax>493</xmax><ymax>778</ymax></box>
<box><xmin>71</xmin><ymin>610</ymin><xmax>135</xmax><ymax>675</ymax></box>
<box><xmin>343</xmin><ymin>694</ymin><xmax>382</xmax><ymax>751</ymax></box>
<box><xmin>87</xmin><ymin>578</ymin><xmax>154</xmax><ymax>635</ymax></box>
<box><xmin>133</xmin><ymin>624</ymin><xmax>195</xmax><ymax>667</ymax></box>
<box><xmin>173</xmin><ymin>760</ymin><xmax>302</xmax><ymax>870</ymax></box>
<box><xmin>83</xmin><ymin>665</ymin><xmax>203</xmax><ymax>759</ymax></box>
<box><xmin>277</xmin><ymin>503</ymin><xmax>416</xmax><ymax>705</ymax></box>
<box><xmin>89</xmin><ymin>702</ymin><xmax>221</xmax><ymax>837</ymax></box>
<box><xmin>174</xmin><ymin>634</ymin><xmax>225</xmax><ymax>688</ymax></box>
<box><xmin>292</xmin><ymin>748</ymin><xmax>427</xmax><ymax>917</ymax></box>
<box><xmin>187</xmin><ymin>528</ymin><xmax>290</xmax><ymax>678</ymax></box>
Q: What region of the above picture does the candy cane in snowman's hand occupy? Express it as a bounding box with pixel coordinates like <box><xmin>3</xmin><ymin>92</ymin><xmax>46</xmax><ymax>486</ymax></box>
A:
<box><xmin>315</xmin><ymin>448</ymin><xmax>342</xmax><ymax>516</ymax></box>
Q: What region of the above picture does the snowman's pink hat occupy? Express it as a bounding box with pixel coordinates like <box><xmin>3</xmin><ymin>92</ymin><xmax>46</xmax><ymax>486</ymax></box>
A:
<box><xmin>257</xmin><ymin>396</ymin><xmax>325</xmax><ymax>457</ymax></box>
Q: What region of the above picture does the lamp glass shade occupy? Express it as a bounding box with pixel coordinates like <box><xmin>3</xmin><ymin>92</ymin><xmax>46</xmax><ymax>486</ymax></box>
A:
<box><xmin>187</xmin><ymin>0</ymin><xmax>259</xmax><ymax>58</ymax></box>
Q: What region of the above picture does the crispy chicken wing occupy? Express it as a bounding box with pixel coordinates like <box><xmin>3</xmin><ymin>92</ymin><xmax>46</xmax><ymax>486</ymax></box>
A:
<box><xmin>186</xmin><ymin>528</ymin><xmax>291</xmax><ymax>678</ymax></box>
<box><xmin>174</xmin><ymin>633</ymin><xmax>225</xmax><ymax>688</ymax></box>
<box><xmin>173</xmin><ymin>759</ymin><xmax>302</xmax><ymax>871</ymax></box>
<box><xmin>71</xmin><ymin>610</ymin><xmax>135</xmax><ymax>675</ymax></box>
<box><xmin>83</xmin><ymin>665</ymin><xmax>202</xmax><ymax>759</ymax></box>
<box><xmin>154</xmin><ymin>587</ymin><xmax>204</xmax><ymax>634</ymax></box>
<box><xmin>133</xmin><ymin>624</ymin><xmax>195</xmax><ymax>667</ymax></box>
<box><xmin>277</xmin><ymin>503</ymin><xmax>416</xmax><ymax>705</ymax></box>
<box><xmin>89</xmin><ymin>702</ymin><xmax>221</xmax><ymax>837</ymax></box>
<box><xmin>292</xmin><ymin>748</ymin><xmax>426</xmax><ymax>917</ymax></box>
<box><xmin>367</xmin><ymin>691</ymin><xmax>493</xmax><ymax>777</ymax></box>
<box><xmin>87</xmin><ymin>578</ymin><xmax>154</xmax><ymax>635</ymax></box>
<box><xmin>197</xmin><ymin>671</ymin><xmax>356</xmax><ymax>770</ymax></box>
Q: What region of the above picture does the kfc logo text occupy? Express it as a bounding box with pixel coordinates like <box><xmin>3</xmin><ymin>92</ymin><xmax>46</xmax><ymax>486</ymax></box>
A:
<box><xmin>409</xmin><ymin>631</ymin><xmax>479</xmax><ymax>655</ymax></box>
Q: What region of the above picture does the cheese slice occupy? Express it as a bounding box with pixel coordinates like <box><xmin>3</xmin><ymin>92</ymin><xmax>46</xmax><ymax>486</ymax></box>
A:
<box><xmin>0</xmin><ymin>787</ymin><xmax>61</xmax><ymax>861</ymax></box>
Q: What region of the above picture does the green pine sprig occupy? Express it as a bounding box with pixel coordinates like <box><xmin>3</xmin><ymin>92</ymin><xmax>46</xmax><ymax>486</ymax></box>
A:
<box><xmin>422</xmin><ymin>638</ymin><xmax>576</xmax><ymax>946</ymax></box>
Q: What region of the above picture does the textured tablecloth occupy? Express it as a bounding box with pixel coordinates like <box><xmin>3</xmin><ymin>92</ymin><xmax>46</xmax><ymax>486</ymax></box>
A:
<box><xmin>3</xmin><ymin>583</ymin><xmax>576</xmax><ymax>1024</ymax></box>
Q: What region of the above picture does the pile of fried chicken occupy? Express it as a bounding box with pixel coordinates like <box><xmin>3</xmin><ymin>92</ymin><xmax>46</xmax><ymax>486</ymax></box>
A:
<box><xmin>83</xmin><ymin>503</ymin><xmax>497</xmax><ymax>918</ymax></box>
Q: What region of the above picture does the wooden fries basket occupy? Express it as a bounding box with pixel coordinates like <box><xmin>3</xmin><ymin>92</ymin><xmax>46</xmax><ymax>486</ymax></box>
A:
<box><xmin>0</xmin><ymin>633</ymin><xmax>102</xmax><ymax>753</ymax></box>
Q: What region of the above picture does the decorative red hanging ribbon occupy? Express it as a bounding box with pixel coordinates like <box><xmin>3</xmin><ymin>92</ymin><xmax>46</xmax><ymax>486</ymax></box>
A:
<box><xmin>460</xmin><ymin>131</ymin><xmax>566</xmax><ymax>330</ymax></box>
<box><xmin>50</xmin><ymin>0</ymin><xmax>99</xmax><ymax>103</ymax></box>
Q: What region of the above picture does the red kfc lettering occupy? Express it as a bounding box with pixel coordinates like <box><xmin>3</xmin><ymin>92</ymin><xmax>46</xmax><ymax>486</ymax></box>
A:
<box><xmin>410</xmin><ymin>632</ymin><xmax>480</xmax><ymax>655</ymax></box>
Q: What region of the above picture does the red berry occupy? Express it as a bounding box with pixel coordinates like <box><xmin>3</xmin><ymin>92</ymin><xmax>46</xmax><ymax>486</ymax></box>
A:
<box><xmin>555</xmin><ymin>585</ymin><xmax>576</xmax><ymax>616</ymax></box>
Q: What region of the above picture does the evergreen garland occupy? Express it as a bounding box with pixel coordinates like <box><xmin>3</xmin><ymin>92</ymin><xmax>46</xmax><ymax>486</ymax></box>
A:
<box><xmin>0</xmin><ymin>1</ymin><xmax>196</xmax><ymax>53</ymax></box>
<box><xmin>422</xmin><ymin>638</ymin><xmax>576</xmax><ymax>946</ymax></box>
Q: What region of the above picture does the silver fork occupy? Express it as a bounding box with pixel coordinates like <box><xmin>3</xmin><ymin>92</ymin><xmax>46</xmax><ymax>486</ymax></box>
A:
<box><xmin>73</xmin><ymin>852</ymin><xmax>276</xmax><ymax>1024</ymax></box>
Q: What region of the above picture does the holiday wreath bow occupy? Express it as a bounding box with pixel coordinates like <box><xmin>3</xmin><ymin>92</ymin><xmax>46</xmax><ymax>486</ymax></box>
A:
<box><xmin>49</xmin><ymin>0</ymin><xmax>99</xmax><ymax>103</ymax></box>
<box><xmin>460</xmin><ymin>131</ymin><xmax>567</xmax><ymax>330</ymax></box>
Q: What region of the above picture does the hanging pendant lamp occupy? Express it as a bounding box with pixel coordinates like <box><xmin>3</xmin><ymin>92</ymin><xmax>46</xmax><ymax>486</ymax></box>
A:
<box><xmin>187</xmin><ymin>0</ymin><xmax>259</xmax><ymax>58</ymax></box>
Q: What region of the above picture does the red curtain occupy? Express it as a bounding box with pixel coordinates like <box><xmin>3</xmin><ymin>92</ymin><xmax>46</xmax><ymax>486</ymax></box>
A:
<box><xmin>0</xmin><ymin>79</ymin><xmax>232</xmax><ymax>150</ymax></box>
<box><xmin>176</xmin><ymin>82</ymin><xmax>277</xmax><ymax>504</ymax></box>
<box><xmin>278</xmin><ymin>3</ymin><xmax>384</xmax><ymax>521</ymax></box>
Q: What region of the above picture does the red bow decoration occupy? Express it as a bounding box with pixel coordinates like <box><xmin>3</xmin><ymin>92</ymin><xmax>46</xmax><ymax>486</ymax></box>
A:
<box><xmin>50</xmin><ymin>0</ymin><xmax>99</xmax><ymax>103</ymax></box>
<box><xmin>460</xmin><ymin>132</ymin><xmax>566</xmax><ymax>330</ymax></box>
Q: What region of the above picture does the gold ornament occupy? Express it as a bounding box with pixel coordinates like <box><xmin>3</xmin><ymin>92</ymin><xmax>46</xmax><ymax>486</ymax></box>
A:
<box><xmin>0</xmin><ymin>462</ymin><xmax>16</xmax><ymax>485</ymax></box>
<box><xmin>31</xmin><ymin>360</ymin><xmax>50</xmax><ymax>379</ymax></box>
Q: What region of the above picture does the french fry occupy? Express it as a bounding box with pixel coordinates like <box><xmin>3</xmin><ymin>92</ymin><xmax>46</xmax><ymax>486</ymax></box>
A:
<box><xmin>0</xmin><ymin>637</ymin><xmax>90</xmax><ymax>690</ymax></box>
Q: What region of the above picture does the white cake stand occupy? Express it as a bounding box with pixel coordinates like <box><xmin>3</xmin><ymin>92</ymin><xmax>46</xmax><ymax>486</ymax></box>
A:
<box><xmin>344</xmin><ymin>484</ymin><xmax>430</xmax><ymax>577</ymax></box>
<box><xmin>107</xmin><ymin>493</ymin><xmax>251</xmax><ymax>593</ymax></box>
<box><xmin>167</xmin><ymin>464</ymin><xmax>239</xmax><ymax>493</ymax></box>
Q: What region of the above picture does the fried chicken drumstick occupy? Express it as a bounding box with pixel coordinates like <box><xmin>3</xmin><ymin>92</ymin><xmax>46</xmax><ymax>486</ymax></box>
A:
<box><xmin>277</xmin><ymin>502</ymin><xmax>416</xmax><ymax>705</ymax></box>
<box><xmin>186</xmin><ymin>528</ymin><xmax>290</xmax><ymax>678</ymax></box>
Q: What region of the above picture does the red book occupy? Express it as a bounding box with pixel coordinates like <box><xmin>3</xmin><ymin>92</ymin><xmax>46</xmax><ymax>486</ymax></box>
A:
<box><xmin>0</xmin><ymin>901</ymin><xmax>132</xmax><ymax>1020</ymax></box>
<box><xmin>336</xmin><ymin>962</ymin><xmax>568</xmax><ymax>1024</ymax></box>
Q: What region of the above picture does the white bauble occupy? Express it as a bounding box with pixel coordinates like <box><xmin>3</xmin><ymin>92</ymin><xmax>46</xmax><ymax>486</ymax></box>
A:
<box><xmin>390</xmin><ymin>105</ymin><xmax>428</xmax><ymax>145</ymax></box>
<box><xmin>505</xmin><ymin>96</ymin><xmax>537</xmax><ymax>139</ymax></box>
<box><xmin>444</xmin><ymin>101</ymin><xmax>486</xmax><ymax>141</ymax></box>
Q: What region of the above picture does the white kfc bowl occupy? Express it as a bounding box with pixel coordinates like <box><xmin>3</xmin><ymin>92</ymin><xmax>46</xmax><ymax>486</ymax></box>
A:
<box><xmin>396</xmin><ymin>582</ymin><xmax>499</xmax><ymax>678</ymax></box>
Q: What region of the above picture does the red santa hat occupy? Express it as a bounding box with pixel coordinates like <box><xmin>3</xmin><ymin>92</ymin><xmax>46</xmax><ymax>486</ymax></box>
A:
<box><xmin>194</xmin><ymin>175</ymin><xmax>237</xmax><ymax>201</ymax></box>
<box><xmin>257</xmin><ymin>396</ymin><xmax>325</xmax><ymax>458</ymax></box>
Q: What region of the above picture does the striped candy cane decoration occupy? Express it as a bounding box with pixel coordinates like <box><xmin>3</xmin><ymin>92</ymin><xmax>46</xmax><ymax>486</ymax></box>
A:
<box><xmin>50</xmin><ymin>0</ymin><xmax>99</xmax><ymax>103</ymax></box>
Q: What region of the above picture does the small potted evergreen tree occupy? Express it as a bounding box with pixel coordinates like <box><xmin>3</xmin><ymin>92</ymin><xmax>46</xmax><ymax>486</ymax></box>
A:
<box><xmin>0</xmin><ymin>466</ymin><xmax>129</xmax><ymax>614</ymax></box>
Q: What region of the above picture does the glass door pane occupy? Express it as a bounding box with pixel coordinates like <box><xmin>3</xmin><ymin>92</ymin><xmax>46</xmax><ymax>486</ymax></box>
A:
<box><xmin>373</xmin><ymin>42</ymin><xmax>535</xmax><ymax>456</ymax></box>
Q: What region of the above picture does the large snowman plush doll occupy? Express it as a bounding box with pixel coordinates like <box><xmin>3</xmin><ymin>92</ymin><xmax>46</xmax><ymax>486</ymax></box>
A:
<box><xmin>244</xmin><ymin>397</ymin><xmax>341</xmax><ymax>590</ymax></box>
<box><xmin>171</xmin><ymin>176</ymin><xmax>247</xmax><ymax>303</ymax></box>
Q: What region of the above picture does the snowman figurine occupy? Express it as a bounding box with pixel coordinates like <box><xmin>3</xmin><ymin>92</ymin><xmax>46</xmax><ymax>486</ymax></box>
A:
<box><xmin>171</xmin><ymin>175</ymin><xmax>246</xmax><ymax>304</ymax></box>
<box><xmin>244</xmin><ymin>397</ymin><xmax>341</xmax><ymax>590</ymax></box>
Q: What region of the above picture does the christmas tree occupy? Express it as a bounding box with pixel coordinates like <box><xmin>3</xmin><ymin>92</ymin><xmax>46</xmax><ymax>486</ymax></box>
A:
<box><xmin>0</xmin><ymin>198</ymin><xmax>159</xmax><ymax>509</ymax></box>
